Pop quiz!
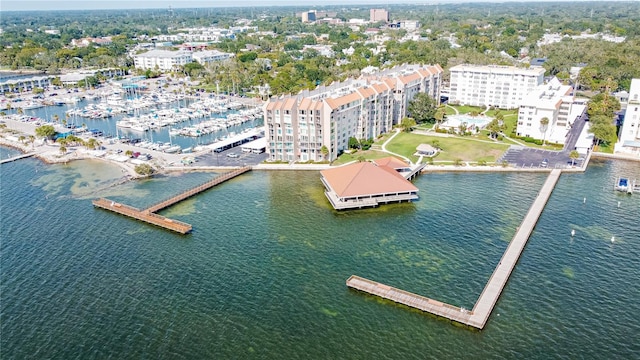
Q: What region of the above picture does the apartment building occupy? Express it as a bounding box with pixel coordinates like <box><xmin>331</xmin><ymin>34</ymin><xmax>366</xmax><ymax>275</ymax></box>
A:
<box><xmin>516</xmin><ymin>77</ymin><xmax>586</xmax><ymax>144</ymax></box>
<box><xmin>263</xmin><ymin>64</ymin><xmax>443</xmax><ymax>162</ymax></box>
<box><xmin>615</xmin><ymin>78</ymin><xmax>640</xmax><ymax>156</ymax></box>
<box><xmin>370</xmin><ymin>9</ymin><xmax>389</xmax><ymax>22</ymax></box>
<box><xmin>191</xmin><ymin>50</ymin><xmax>234</xmax><ymax>64</ymax></box>
<box><xmin>449</xmin><ymin>64</ymin><xmax>545</xmax><ymax>109</ymax></box>
<box><xmin>133</xmin><ymin>50</ymin><xmax>193</xmax><ymax>71</ymax></box>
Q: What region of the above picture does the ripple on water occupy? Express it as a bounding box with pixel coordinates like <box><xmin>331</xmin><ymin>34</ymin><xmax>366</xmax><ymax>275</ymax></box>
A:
<box><xmin>1</xmin><ymin>155</ymin><xmax>639</xmax><ymax>358</ymax></box>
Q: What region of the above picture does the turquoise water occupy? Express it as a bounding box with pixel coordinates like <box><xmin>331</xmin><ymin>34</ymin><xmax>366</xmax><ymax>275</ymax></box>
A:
<box><xmin>444</xmin><ymin>114</ymin><xmax>491</xmax><ymax>127</ymax></box>
<box><xmin>1</xmin><ymin>154</ymin><xmax>639</xmax><ymax>358</ymax></box>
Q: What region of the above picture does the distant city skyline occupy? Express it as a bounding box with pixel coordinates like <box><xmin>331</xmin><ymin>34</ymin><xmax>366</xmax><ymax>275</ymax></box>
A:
<box><xmin>1</xmin><ymin>0</ymin><xmax>613</xmax><ymax>12</ymax></box>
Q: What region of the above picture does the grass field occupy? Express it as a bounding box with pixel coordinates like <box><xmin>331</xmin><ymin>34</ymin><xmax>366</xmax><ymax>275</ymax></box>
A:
<box><xmin>386</xmin><ymin>132</ymin><xmax>510</xmax><ymax>163</ymax></box>
<box><xmin>333</xmin><ymin>149</ymin><xmax>392</xmax><ymax>165</ymax></box>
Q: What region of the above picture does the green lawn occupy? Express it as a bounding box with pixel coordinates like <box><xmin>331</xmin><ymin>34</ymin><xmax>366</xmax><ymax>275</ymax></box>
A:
<box><xmin>503</xmin><ymin>114</ymin><xmax>518</xmax><ymax>135</ymax></box>
<box><xmin>386</xmin><ymin>132</ymin><xmax>510</xmax><ymax>163</ymax></box>
<box><xmin>333</xmin><ymin>149</ymin><xmax>391</xmax><ymax>165</ymax></box>
<box><xmin>484</xmin><ymin>108</ymin><xmax>518</xmax><ymax>117</ymax></box>
<box><xmin>444</xmin><ymin>105</ymin><xmax>458</xmax><ymax>115</ymax></box>
<box><xmin>449</xmin><ymin>105</ymin><xmax>486</xmax><ymax>115</ymax></box>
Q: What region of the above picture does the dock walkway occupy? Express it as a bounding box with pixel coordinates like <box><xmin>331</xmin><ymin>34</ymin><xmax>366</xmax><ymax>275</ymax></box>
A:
<box><xmin>144</xmin><ymin>166</ymin><xmax>251</xmax><ymax>213</ymax></box>
<box><xmin>0</xmin><ymin>152</ymin><xmax>35</xmax><ymax>164</ymax></box>
<box><xmin>93</xmin><ymin>166</ymin><xmax>251</xmax><ymax>234</ymax></box>
<box><xmin>347</xmin><ymin>169</ymin><xmax>562</xmax><ymax>329</ymax></box>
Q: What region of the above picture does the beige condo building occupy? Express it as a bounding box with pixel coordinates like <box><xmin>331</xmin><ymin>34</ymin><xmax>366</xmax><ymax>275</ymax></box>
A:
<box><xmin>264</xmin><ymin>64</ymin><xmax>443</xmax><ymax>162</ymax></box>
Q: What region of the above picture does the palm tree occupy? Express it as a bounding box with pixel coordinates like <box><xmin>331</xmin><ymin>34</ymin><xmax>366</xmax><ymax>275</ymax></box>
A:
<box><xmin>18</xmin><ymin>135</ymin><xmax>26</xmax><ymax>144</ymax></box>
<box><xmin>569</xmin><ymin>150</ymin><xmax>580</xmax><ymax>167</ymax></box>
<box><xmin>17</xmin><ymin>107</ymin><xmax>23</xmax><ymax>115</ymax></box>
<box><xmin>59</xmin><ymin>144</ymin><xmax>67</xmax><ymax>155</ymax></box>
<box><xmin>28</xmin><ymin>135</ymin><xmax>35</xmax><ymax>148</ymax></box>
<box><xmin>53</xmin><ymin>114</ymin><xmax>59</xmax><ymax>124</ymax></box>
<box><xmin>539</xmin><ymin>117</ymin><xmax>550</xmax><ymax>146</ymax></box>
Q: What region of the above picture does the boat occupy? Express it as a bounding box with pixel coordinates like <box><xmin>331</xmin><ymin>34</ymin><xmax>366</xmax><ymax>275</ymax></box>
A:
<box><xmin>21</xmin><ymin>101</ymin><xmax>44</xmax><ymax>110</ymax></box>
<box><xmin>164</xmin><ymin>145</ymin><xmax>182</xmax><ymax>153</ymax></box>
<box><xmin>614</xmin><ymin>177</ymin><xmax>633</xmax><ymax>194</ymax></box>
<box><xmin>116</xmin><ymin>120</ymin><xmax>132</xmax><ymax>129</ymax></box>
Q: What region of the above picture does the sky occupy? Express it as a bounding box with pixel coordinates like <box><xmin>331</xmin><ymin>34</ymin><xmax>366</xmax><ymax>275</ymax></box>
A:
<box><xmin>0</xmin><ymin>0</ymin><xmax>621</xmax><ymax>12</ymax></box>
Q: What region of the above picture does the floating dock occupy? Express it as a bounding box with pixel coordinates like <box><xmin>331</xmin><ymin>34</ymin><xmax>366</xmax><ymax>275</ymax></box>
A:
<box><xmin>93</xmin><ymin>166</ymin><xmax>251</xmax><ymax>234</ymax></box>
<box><xmin>347</xmin><ymin>169</ymin><xmax>562</xmax><ymax>329</ymax></box>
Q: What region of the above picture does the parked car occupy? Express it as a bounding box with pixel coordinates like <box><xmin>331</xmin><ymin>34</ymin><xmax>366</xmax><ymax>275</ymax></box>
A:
<box><xmin>227</xmin><ymin>153</ymin><xmax>239</xmax><ymax>158</ymax></box>
<box><xmin>540</xmin><ymin>158</ymin><xmax>549</xmax><ymax>168</ymax></box>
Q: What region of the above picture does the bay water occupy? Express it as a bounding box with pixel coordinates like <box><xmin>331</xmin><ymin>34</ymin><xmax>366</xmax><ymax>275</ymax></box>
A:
<box><xmin>1</xmin><ymin>153</ymin><xmax>639</xmax><ymax>358</ymax></box>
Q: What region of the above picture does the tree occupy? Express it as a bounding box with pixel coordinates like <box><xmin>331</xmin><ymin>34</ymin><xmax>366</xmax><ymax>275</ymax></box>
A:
<box><xmin>35</xmin><ymin>124</ymin><xmax>56</xmax><ymax>139</ymax></box>
<box><xmin>539</xmin><ymin>117</ymin><xmax>550</xmax><ymax>145</ymax></box>
<box><xmin>588</xmin><ymin>121</ymin><xmax>617</xmax><ymax>149</ymax></box>
<box><xmin>407</xmin><ymin>93</ymin><xmax>437</xmax><ymax>123</ymax></box>
<box><xmin>134</xmin><ymin>163</ymin><xmax>155</xmax><ymax>176</ymax></box>
<box><xmin>28</xmin><ymin>135</ymin><xmax>35</xmax><ymax>148</ymax></box>
<box><xmin>569</xmin><ymin>150</ymin><xmax>580</xmax><ymax>167</ymax></box>
<box><xmin>125</xmin><ymin>149</ymin><xmax>133</xmax><ymax>157</ymax></box>
<box><xmin>85</xmin><ymin>138</ymin><xmax>99</xmax><ymax>150</ymax></box>
<box><xmin>59</xmin><ymin>144</ymin><xmax>67</xmax><ymax>155</ymax></box>
<box><xmin>320</xmin><ymin>145</ymin><xmax>329</xmax><ymax>160</ymax></box>
<box><xmin>400</xmin><ymin>117</ymin><xmax>416</xmax><ymax>132</ymax></box>
<box><xmin>486</xmin><ymin>118</ymin><xmax>505</xmax><ymax>139</ymax></box>
<box><xmin>348</xmin><ymin>136</ymin><xmax>360</xmax><ymax>149</ymax></box>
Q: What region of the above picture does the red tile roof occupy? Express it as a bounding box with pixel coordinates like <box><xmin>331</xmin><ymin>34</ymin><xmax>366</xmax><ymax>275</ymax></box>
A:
<box><xmin>321</xmin><ymin>160</ymin><xmax>418</xmax><ymax>198</ymax></box>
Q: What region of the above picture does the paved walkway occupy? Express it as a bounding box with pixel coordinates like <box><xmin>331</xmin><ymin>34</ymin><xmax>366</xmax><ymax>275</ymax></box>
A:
<box><xmin>381</xmin><ymin>129</ymin><xmax>414</xmax><ymax>165</ymax></box>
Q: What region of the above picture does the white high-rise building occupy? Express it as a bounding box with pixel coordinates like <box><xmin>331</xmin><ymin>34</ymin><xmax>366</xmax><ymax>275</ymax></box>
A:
<box><xmin>516</xmin><ymin>77</ymin><xmax>586</xmax><ymax>145</ymax></box>
<box><xmin>449</xmin><ymin>64</ymin><xmax>545</xmax><ymax>109</ymax></box>
<box><xmin>264</xmin><ymin>64</ymin><xmax>443</xmax><ymax>162</ymax></box>
<box><xmin>615</xmin><ymin>78</ymin><xmax>640</xmax><ymax>156</ymax></box>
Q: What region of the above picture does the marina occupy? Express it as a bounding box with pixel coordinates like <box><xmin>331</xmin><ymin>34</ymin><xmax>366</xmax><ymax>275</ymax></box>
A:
<box><xmin>347</xmin><ymin>169</ymin><xmax>563</xmax><ymax>329</ymax></box>
<box><xmin>93</xmin><ymin>166</ymin><xmax>252</xmax><ymax>233</ymax></box>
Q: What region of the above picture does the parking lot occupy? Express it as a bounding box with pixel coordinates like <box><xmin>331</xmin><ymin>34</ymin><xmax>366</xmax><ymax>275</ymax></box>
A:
<box><xmin>195</xmin><ymin>147</ymin><xmax>268</xmax><ymax>167</ymax></box>
<box><xmin>498</xmin><ymin>146</ymin><xmax>584</xmax><ymax>169</ymax></box>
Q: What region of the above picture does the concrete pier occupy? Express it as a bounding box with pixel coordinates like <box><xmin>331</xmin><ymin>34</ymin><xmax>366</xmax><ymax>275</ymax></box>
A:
<box><xmin>347</xmin><ymin>169</ymin><xmax>562</xmax><ymax>329</ymax></box>
<box><xmin>0</xmin><ymin>152</ymin><xmax>35</xmax><ymax>164</ymax></box>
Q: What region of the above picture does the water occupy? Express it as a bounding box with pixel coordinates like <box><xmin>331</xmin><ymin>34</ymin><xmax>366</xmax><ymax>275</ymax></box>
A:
<box><xmin>443</xmin><ymin>114</ymin><xmax>492</xmax><ymax>128</ymax></box>
<box><xmin>1</xmin><ymin>155</ymin><xmax>639</xmax><ymax>358</ymax></box>
<box><xmin>8</xmin><ymin>96</ymin><xmax>263</xmax><ymax>149</ymax></box>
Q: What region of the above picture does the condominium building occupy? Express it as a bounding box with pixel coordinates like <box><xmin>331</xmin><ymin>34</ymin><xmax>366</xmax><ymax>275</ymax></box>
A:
<box><xmin>133</xmin><ymin>49</ymin><xmax>233</xmax><ymax>71</ymax></box>
<box><xmin>615</xmin><ymin>78</ymin><xmax>640</xmax><ymax>156</ymax></box>
<box><xmin>516</xmin><ymin>77</ymin><xmax>586</xmax><ymax>144</ymax></box>
<box><xmin>370</xmin><ymin>9</ymin><xmax>389</xmax><ymax>22</ymax></box>
<box><xmin>449</xmin><ymin>64</ymin><xmax>545</xmax><ymax>109</ymax></box>
<box><xmin>191</xmin><ymin>50</ymin><xmax>234</xmax><ymax>65</ymax></box>
<box><xmin>263</xmin><ymin>64</ymin><xmax>443</xmax><ymax>162</ymax></box>
<box><xmin>133</xmin><ymin>49</ymin><xmax>193</xmax><ymax>71</ymax></box>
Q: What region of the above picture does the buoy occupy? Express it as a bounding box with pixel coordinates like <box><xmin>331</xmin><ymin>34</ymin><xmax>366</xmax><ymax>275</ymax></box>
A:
<box><xmin>618</xmin><ymin>201</ymin><xmax>621</xmax><ymax>208</ymax></box>
<box><xmin>571</xmin><ymin>229</ymin><xmax>575</xmax><ymax>237</ymax></box>
<box><xmin>611</xmin><ymin>236</ymin><xmax>615</xmax><ymax>243</ymax></box>
<box><xmin>583</xmin><ymin>197</ymin><xmax>586</xmax><ymax>203</ymax></box>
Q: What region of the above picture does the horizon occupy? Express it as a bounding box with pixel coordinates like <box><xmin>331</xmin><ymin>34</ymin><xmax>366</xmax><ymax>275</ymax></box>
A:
<box><xmin>0</xmin><ymin>0</ymin><xmax>627</xmax><ymax>12</ymax></box>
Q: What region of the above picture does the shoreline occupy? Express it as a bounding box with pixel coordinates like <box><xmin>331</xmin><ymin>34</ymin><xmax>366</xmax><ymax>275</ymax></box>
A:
<box><xmin>2</xmin><ymin>122</ymin><xmax>638</xmax><ymax>176</ymax></box>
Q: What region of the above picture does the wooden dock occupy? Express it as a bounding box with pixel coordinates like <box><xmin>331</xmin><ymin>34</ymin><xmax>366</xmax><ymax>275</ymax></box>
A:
<box><xmin>347</xmin><ymin>169</ymin><xmax>562</xmax><ymax>329</ymax></box>
<box><xmin>93</xmin><ymin>166</ymin><xmax>251</xmax><ymax>234</ymax></box>
<box><xmin>92</xmin><ymin>198</ymin><xmax>193</xmax><ymax>234</ymax></box>
<box><xmin>144</xmin><ymin>166</ymin><xmax>251</xmax><ymax>213</ymax></box>
<box><xmin>0</xmin><ymin>152</ymin><xmax>35</xmax><ymax>164</ymax></box>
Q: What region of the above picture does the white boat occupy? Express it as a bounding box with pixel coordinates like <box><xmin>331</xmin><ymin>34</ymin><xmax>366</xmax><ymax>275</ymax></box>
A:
<box><xmin>21</xmin><ymin>101</ymin><xmax>44</xmax><ymax>110</ymax></box>
<box><xmin>130</xmin><ymin>123</ymin><xmax>149</xmax><ymax>132</ymax></box>
<box><xmin>164</xmin><ymin>145</ymin><xmax>182</xmax><ymax>153</ymax></box>
<box><xmin>116</xmin><ymin>120</ymin><xmax>132</xmax><ymax>128</ymax></box>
